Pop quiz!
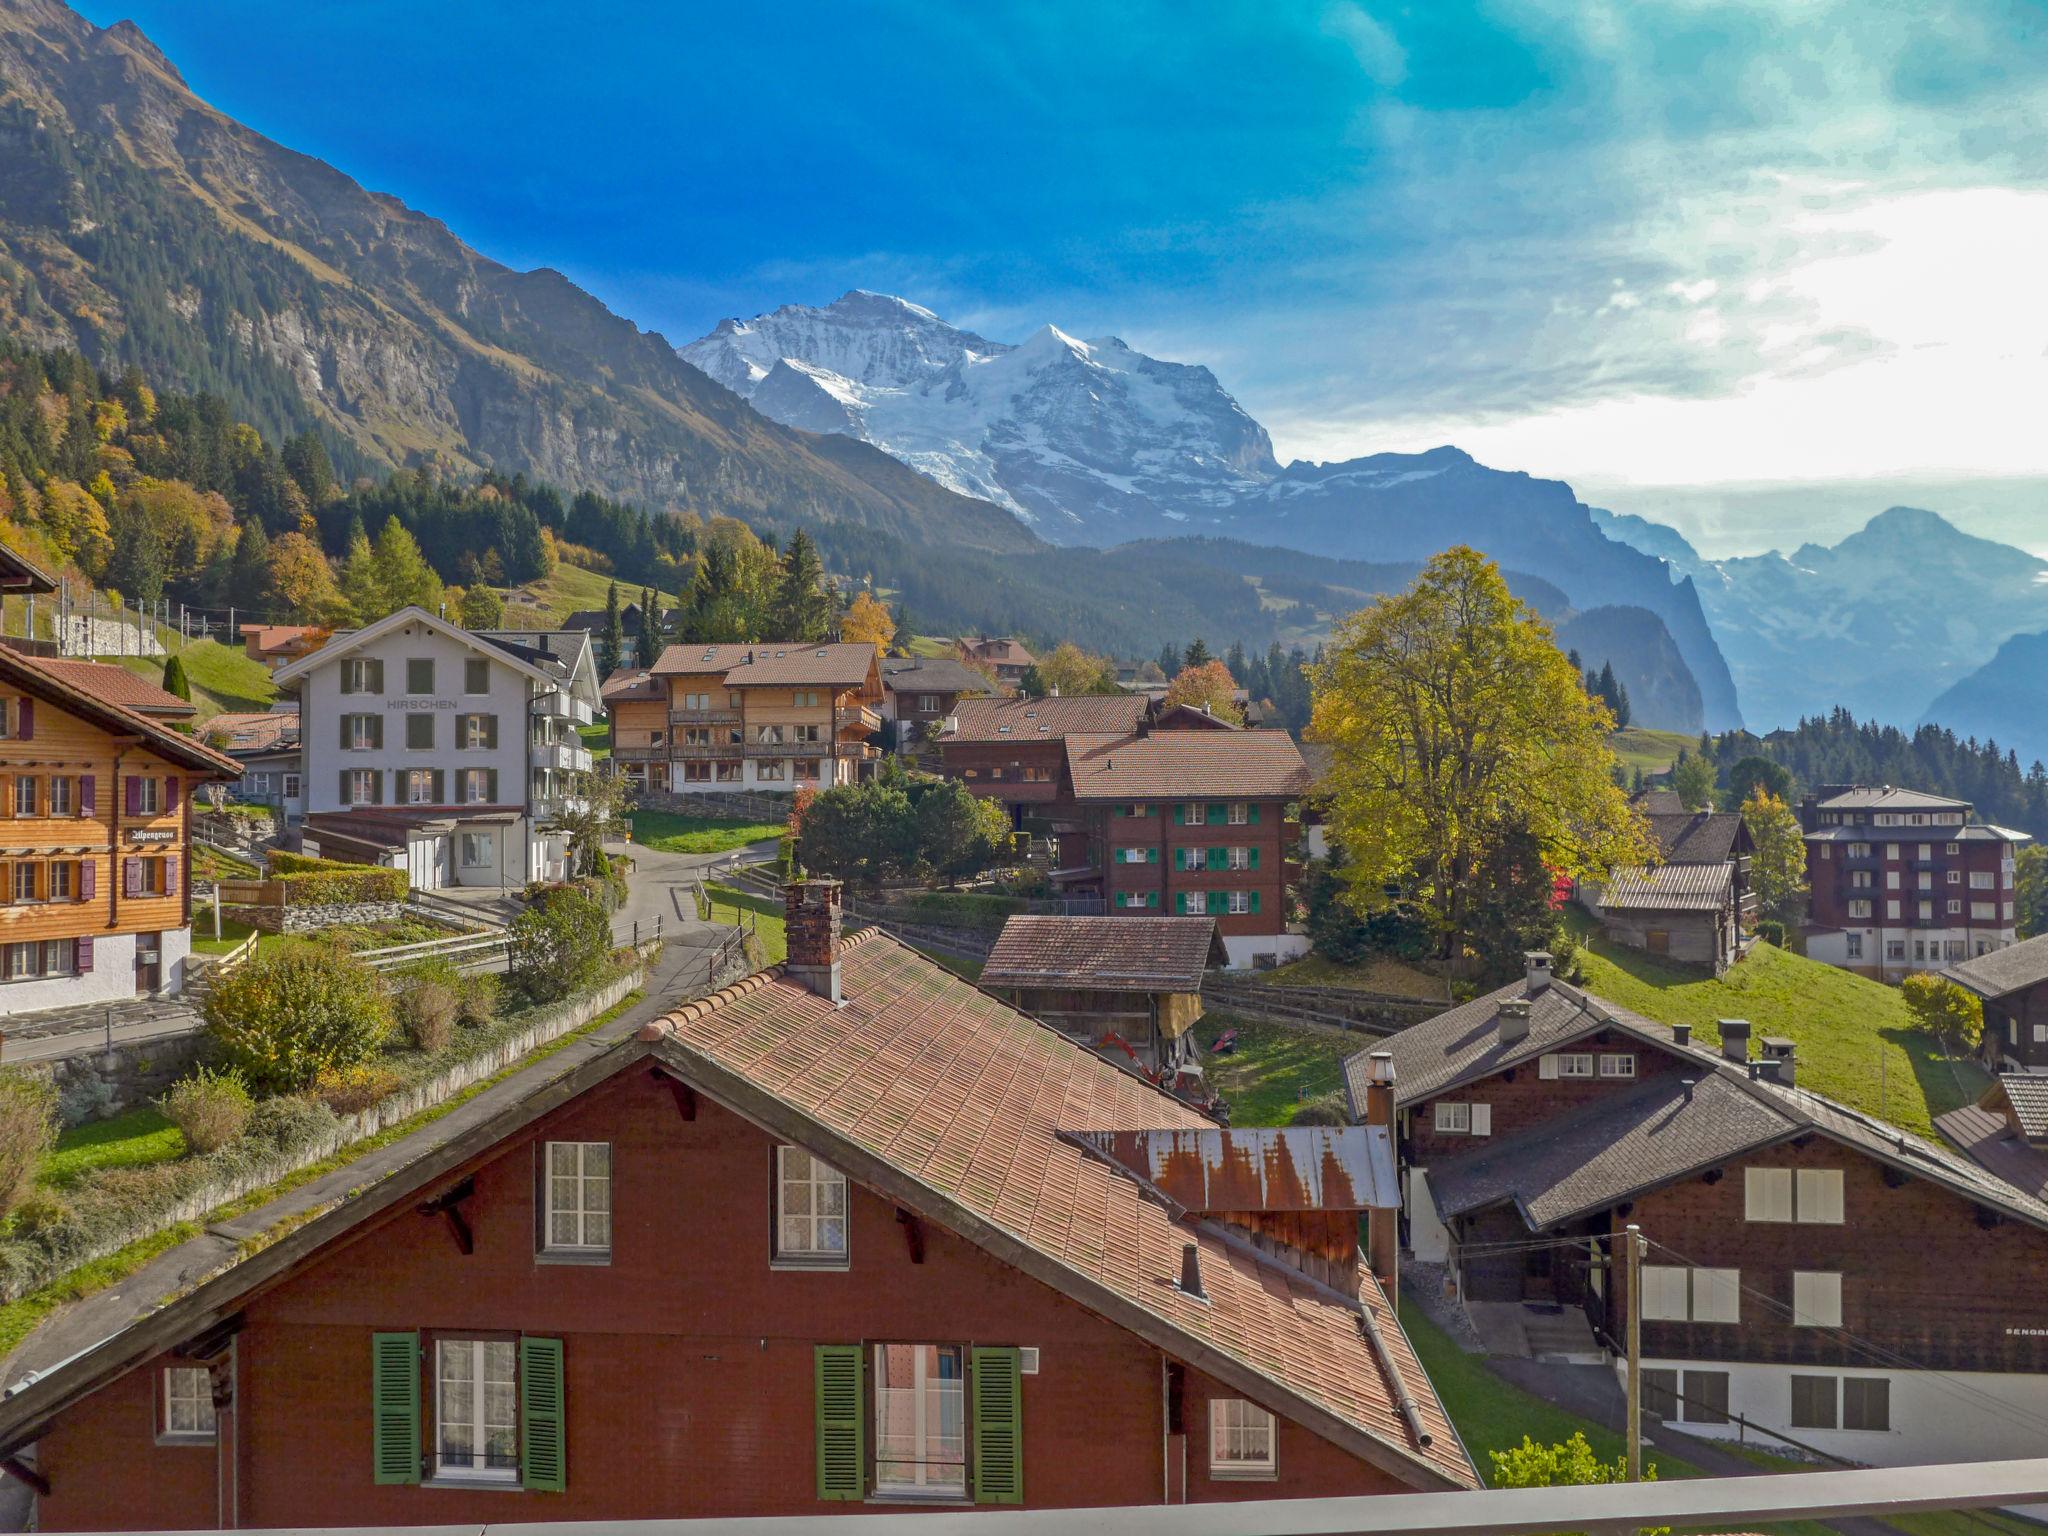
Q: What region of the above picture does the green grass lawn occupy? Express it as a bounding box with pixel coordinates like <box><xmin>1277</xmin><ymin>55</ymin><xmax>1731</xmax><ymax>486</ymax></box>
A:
<box><xmin>191</xmin><ymin>916</ymin><xmax>259</xmax><ymax>957</ymax></box>
<box><xmin>579</xmin><ymin>720</ymin><xmax>610</xmax><ymax>761</ymax></box>
<box><xmin>631</xmin><ymin>810</ymin><xmax>786</xmax><ymax>855</ymax></box>
<box><xmin>191</xmin><ymin>843</ymin><xmax>261</xmax><ymax>883</ymax></box>
<box><xmin>41</xmin><ymin>1108</ymin><xmax>186</xmax><ymax>1187</ymax></box>
<box><xmin>1608</xmin><ymin>727</ymin><xmax>1699</xmax><ymax>778</ymax></box>
<box><xmin>102</xmin><ymin>639</ymin><xmax>276</xmax><ymax>720</ymax></box>
<box><xmin>1191</xmin><ymin>1011</ymin><xmax>1353</xmax><ymax>1126</ymax></box>
<box><xmin>707</xmin><ymin>882</ymin><xmax>787</xmax><ymax>964</ymax></box>
<box><xmin>502</xmin><ymin>562</ymin><xmax>683</xmax><ymax>632</ymax></box>
<box><xmin>1568</xmin><ymin>914</ymin><xmax>1987</xmax><ymax>1139</ymax></box>
<box><xmin>1255</xmin><ymin>952</ymin><xmax>1451</xmax><ymax>1001</ymax></box>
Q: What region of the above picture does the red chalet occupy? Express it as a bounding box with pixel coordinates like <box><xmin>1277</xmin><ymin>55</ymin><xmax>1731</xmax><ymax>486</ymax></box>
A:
<box><xmin>0</xmin><ymin>882</ymin><xmax>1472</xmax><ymax>1530</ymax></box>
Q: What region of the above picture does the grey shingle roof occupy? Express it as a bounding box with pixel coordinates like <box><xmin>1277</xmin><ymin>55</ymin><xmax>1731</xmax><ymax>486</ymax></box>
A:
<box><xmin>1813</xmin><ymin>785</ymin><xmax>1971</xmax><ymax>812</ymax></box>
<box><xmin>1343</xmin><ymin>975</ymin><xmax>1690</xmax><ymax>1114</ymax></box>
<box><xmin>1936</xmin><ymin>1102</ymin><xmax>2048</xmax><ymax>1202</ymax></box>
<box><xmin>878</xmin><ymin>657</ymin><xmax>988</xmax><ymax>696</ymax></box>
<box><xmin>1944</xmin><ymin>934</ymin><xmax>2048</xmax><ymax>1000</ymax></box>
<box><xmin>1426</xmin><ymin>1073</ymin><xmax>1796</xmax><ymax>1227</ymax></box>
<box><xmin>1599</xmin><ymin>862</ymin><xmax>1734</xmax><ymax>912</ymax></box>
<box><xmin>1644</xmin><ymin>810</ymin><xmax>1746</xmax><ymax>864</ymax></box>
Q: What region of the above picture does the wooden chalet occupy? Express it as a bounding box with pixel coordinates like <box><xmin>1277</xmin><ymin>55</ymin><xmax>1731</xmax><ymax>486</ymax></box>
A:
<box><xmin>1342</xmin><ymin>955</ymin><xmax>2048</xmax><ymax>1471</ymax></box>
<box><xmin>1942</xmin><ymin>932</ymin><xmax>2048</xmax><ymax>1073</ymax></box>
<box><xmin>0</xmin><ymin>881</ymin><xmax>1472</xmax><ymax>1529</ymax></box>
<box><xmin>979</xmin><ymin>914</ymin><xmax>1225</xmax><ymax>1073</ymax></box>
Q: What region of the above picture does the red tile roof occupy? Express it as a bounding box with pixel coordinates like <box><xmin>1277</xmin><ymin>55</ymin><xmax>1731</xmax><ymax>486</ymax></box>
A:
<box><xmin>600</xmin><ymin>666</ymin><xmax>664</xmax><ymax>702</ymax></box>
<box><xmin>943</xmin><ymin>694</ymin><xmax>1147</xmax><ymax>742</ymax></box>
<box><xmin>641</xmin><ymin>930</ymin><xmax>1473</xmax><ymax>1489</ymax></box>
<box><xmin>650</xmin><ymin>641</ymin><xmax>877</xmax><ymax>687</ymax></box>
<box><xmin>982</xmin><ymin>914</ymin><xmax>1223</xmax><ymax>992</ymax></box>
<box><xmin>1064</xmin><ymin>730</ymin><xmax>1312</xmax><ymax>800</ymax></box>
<box><xmin>28</xmin><ymin>658</ymin><xmax>195</xmax><ymax>717</ymax></box>
<box><xmin>0</xmin><ymin>650</ymin><xmax>236</xmax><ymax>777</ymax></box>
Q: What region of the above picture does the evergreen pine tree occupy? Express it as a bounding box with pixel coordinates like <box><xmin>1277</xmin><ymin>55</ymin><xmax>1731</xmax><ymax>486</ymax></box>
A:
<box><xmin>1183</xmin><ymin>637</ymin><xmax>1212</xmax><ymax>670</ymax></box>
<box><xmin>229</xmin><ymin>521</ymin><xmax>272</xmax><ymax>613</ymax></box>
<box><xmin>600</xmin><ymin>581</ymin><xmax>625</xmax><ymax>677</ymax></box>
<box><xmin>160</xmin><ymin>652</ymin><xmax>192</xmax><ymax>701</ymax></box>
<box><xmin>338</xmin><ymin>525</ymin><xmax>380</xmax><ymax>621</ymax></box>
<box><xmin>770</xmin><ymin>528</ymin><xmax>832</xmax><ymax>640</ymax></box>
<box><xmin>370</xmin><ymin>517</ymin><xmax>443</xmax><ymax>613</ymax></box>
<box><xmin>1157</xmin><ymin>642</ymin><xmax>1181</xmax><ymax>678</ymax></box>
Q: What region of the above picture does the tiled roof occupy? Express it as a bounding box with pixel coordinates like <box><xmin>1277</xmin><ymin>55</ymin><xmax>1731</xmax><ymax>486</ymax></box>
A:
<box><xmin>1944</xmin><ymin>934</ymin><xmax>2048</xmax><ymax>1000</ymax></box>
<box><xmin>1074</xmin><ymin>1127</ymin><xmax>1400</xmax><ymax>1213</ymax></box>
<box><xmin>643</xmin><ymin>931</ymin><xmax>1473</xmax><ymax>1489</ymax></box>
<box><xmin>1344</xmin><ymin>975</ymin><xmax>1690</xmax><ymax>1114</ymax></box>
<box><xmin>600</xmin><ymin>666</ymin><xmax>664</xmax><ymax>702</ymax></box>
<box><xmin>651</xmin><ymin>641</ymin><xmax>877</xmax><ymax>687</ymax></box>
<box><xmin>1378</xmin><ymin>978</ymin><xmax>2048</xmax><ymax>1234</ymax></box>
<box><xmin>1426</xmin><ymin>1074</ymin><xmax>1796</xmax><ymax>1227</ymax></box>
<box><xmin>942</xmin><ymin>694</ymin><xmax>1147</xmax><ymax>742</ymax></box>
<box><xmin>1645</xmin><ymin>810</ymin><xmax>1746</xmax><ymax>864</ymax></box>
<box><xmin>0</xmin><ymin>648</ymin><xmax>237</xmax><ymax>777</ymax></box>
<box><xmin>1812</xmin><ymin>785</ymin><xmax>1971</xmax><ymax>812</ymax></box>
<box><xmin>1599</xmin><ymin>862</ymin><xmax>1734</xmax><ymax>913</ymax></box>
<box><xmin>982</xmin><ymin>915</ymin><xmax>1222</xmax><ymax>992</ymax></box>
<box><xmin>1936</xmin><ymin>1102</ymin><xmax>2048</xmax><ymax>1202</ymax></box>
<box><xmin>26</xmin><ymin>658</ymin><xmax>194</xmax><ymax>717</ymax></box>
<box><xmin>2002</xmin><ymin>1074</ymin><xmax>2048</xmax><ymax>1139</ymax></box>
<box><xmin>960</xmin><ymin>636</ymin><xmax>1035</xmax><ymax>666</ymax></box>
<box><xmin>1064</xmin><ymin>730</ymin><xmax>1311</xmax><ymax>801</ymax></box>
<box><xmin>203</xmin><ymin>710</ymin><xmax>300</xmax><ymax>753</ymax></box>
<box><xmin>1631</xmin><ymin>789</ymin><xmax>1688</xmax><ymax>815</ymax></box>
<box><xmin>878</xmin><ymin>657</ymin><xmax>988</xmax><ymax>696</ymax></box>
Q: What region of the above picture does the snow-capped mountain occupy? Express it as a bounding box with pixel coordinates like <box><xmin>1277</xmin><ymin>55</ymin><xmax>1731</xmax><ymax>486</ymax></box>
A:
<box><xmin>681</xmin><ymin>291</ymin><xmax>1279</xmax><ymax>535</ymax></box>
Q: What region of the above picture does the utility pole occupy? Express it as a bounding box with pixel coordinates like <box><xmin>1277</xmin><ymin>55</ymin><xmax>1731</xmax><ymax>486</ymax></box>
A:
<box><xmin>1625</xmin><ymin>1220</ymin><xmax>1644</xmax><ymax>1481</ymax></box>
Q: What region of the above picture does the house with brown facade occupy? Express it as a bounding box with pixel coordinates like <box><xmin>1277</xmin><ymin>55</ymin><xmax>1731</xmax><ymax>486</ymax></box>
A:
<box><xmin>1344</xmin><ymin>955</ymin><xmax>2048</xmax><ymax>1471</ymax></box>
<box><xmin>1936</xmin><ymin>1073</ymin><xmax>2048</xmax><ymax>1204</ymax></box>
<box><xmin>1581</xmin><ymin>796</ymin><xmax>1754</xmax><ymax>972</ymax></box>
<box><xmin>599</xmin><ymin>666</ymin><xmax>668</xmax><ymax>792</ymax></box>
<box><xmin>1062</xmin><ymin>730</ymin><xmax>1310</xmax><ymax>969</ymax></box>
<box><xmin>1941</xmin><ymin>933</ymin><xmax>2048</xmax><ymax>1074</ymax></box>
<box><xmin>1798</xmin><ymin>785</ymin><xmax>2028</xmax><ymax>979</ymax></box>
<box><xmin>645</xmin><ymin>642</ymin><xmax>882</xmax><ymax>794</ymax></box>
<box><xmin>239</xmin><ymin>624</ymin><xmax>329</xmax><ymax>673</ymax></box>
<box><xmin>0</xmin><ymin>648</ymin><xmax>239</xmax><ymax>1013</ymax></box>
<box><xmin>980</xmin><ymin>913</ymin><xmax>1224</xmax><ymax>1074</ymax></box>
<box><xmin>954</xmin><ymin>635</ymin><xmax>1035</xmax><ymax>685</ymax></box>
<box><xmin>936</xmin><ymin>693</ymin><xmax>1148</xmax><ymax>833</ymax></box>
<box><xmin>0</xmin><ymin>881</ymin><xmax>1472</xmax><ymax>1529</ymax></box>
<box><xmin>877</xmin><ymin>656</ymin><xmax>990</xmax><ymax>757</ymax></box>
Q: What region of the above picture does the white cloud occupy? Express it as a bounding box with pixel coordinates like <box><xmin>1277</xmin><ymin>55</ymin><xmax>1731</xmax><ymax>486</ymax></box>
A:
<box><xmin>1322</xmin><ymin>3</ymin><xmax>1406</xmax><ymax>88</ymax></box>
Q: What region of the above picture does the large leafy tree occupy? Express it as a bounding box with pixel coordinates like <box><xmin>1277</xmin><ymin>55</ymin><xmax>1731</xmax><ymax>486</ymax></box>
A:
<box><xmin>1163</xmin><ymin>659</ymin><xmax>1242</xmax><ymax>723</ymax></box>
<box><xmin>1900</xmin><ymin>972</ymin><xmax>1984</xmax><ymax>1055</ymax></box>
<box><xmin>370</xmin><ymin>515</ymin><xmax>443</xmax><ymax>613</ymax></box>
<box><xmin>1671</xmin><ymin>749</ymin><xmax>1718</xmax><ymax>811</ymax></box>
<box><xmin>1028</xmin><ymin>641</ymin><xmax>1121</xmax><ymax>697</ymax></box>
<box><xmin>914</xmin><ymin>779</ymin><xmax>1013</xmax><ymax>886</ymax></box>
<box><xmin>840</xmin><ymin>590</ymin><xmax>896</xmax><ymax>650</ymax></box>
<box><xmin>1308</xmin><ymin>546</ymin><xmax>1649</xmax><ymax>972</ymax></box>
<box><xmin>2018</xmin><ymin>844</ymin><xmax>2048</xmax><ymax>940</ymax></box>
<box><xmin>1742</xmin><ymin>787</ymin><xmax>1809</xmax><ymax>933</ymax></box>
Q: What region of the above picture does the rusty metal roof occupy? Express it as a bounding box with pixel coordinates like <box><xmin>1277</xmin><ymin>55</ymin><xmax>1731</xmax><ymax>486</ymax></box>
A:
<box><xmin>1074</xmin><ymin>1127</ymin><xmax>1399</xmax><ymax>1213</ymax></box>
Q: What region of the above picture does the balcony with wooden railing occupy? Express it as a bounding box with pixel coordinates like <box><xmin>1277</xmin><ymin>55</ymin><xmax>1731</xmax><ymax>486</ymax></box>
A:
<box><xmin>836</xmin><ymin>702</ymin><xmax>882</xmax><ymax>735</ymax></box>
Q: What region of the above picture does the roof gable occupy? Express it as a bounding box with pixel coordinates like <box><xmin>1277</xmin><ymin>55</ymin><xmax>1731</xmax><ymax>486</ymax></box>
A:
<box><xmin>272</xmin><ymin>605</ymin><xmax>557</xmax><ymax>687</ymax></box>
<box><xmin>982</xmin><ymin>914</ymin><xmax>1224</xmax><ymax>992</ymax></box>
<box><xmin>0</xmin><ymin>650</ymin><xmax>238</xmax><ymax>776</ymax></box>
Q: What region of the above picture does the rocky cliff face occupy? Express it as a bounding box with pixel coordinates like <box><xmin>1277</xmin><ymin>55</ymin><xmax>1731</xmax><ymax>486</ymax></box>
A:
<box><xmin>0</xmin><ymin>0</ymin><xmax>1035</xmax><ymax>552</ymax></box>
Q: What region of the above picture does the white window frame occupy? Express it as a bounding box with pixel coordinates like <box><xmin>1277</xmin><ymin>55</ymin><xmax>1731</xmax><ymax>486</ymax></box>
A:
<box><xmin>542</xmin><ymin>1140</ymin><xmax>612</xmax><ymax>1256</ymax></box>
<box><xmin>1598</xmin><ymin>1053</ymin><xmax>1635</xmax><ymax>1079</ymax></box>
<box><xmin>1226</xmin><ymin>801</ymin><xmax>1250</xmax><ymax>826</ymax></box>
<box><xmin>872</xmin><ymin>1343</ymin><xmax>966</xmax><ymax>1496</ymax></box>
<box><xmin>348</xmin><ymin>769</ymin><xmax>378</xmax><ymax>806</ymax></box>
<box><xmin>10</xmin><ymin>862</ymin><xmax>35</xmax><ymax>904</ymax></box>
<box><xmin>47</xmin><ymin>776</ymin><xmax>71</xmax><ymax>816</ymax></box>
<box><xmin>160</xmin><ymin>1365</ymin><xmax>216</xmax><ymax>1442</ymax></box>
<box><xmin>774</xmin><ymin>1145</ymin><xmax>849</xmax><ymax>1266</ymax></box>
<box><xmin>283</xmin><ymin>772</ymin><xmax>302</xmax><ymax>799</ymax></box>
<box><xmin>1209</xmin><ymin>1397</ymin><xmax>1277</xmax><ymax>1477</ymax></box>
<box><xmin>405</xmin><ymin>769</ymin><xmax>435</xmax><ymax>806</ymax></box>
<box><xmin>136</xmin><ymin>776</ymin><xmax>162</xmax><ymax>815</ymax></box>
<box><xmin>343</xmin><ymin>658</ymin><xmax>379</xmax><ymax>694</ymax></box>
<box><xmin>459</xmin><ymin>832</ymin><xmax>493</xmax><ymax>869</ymax></box>
<box><xmin>1845</xmin><ymin>933</ymin><xmax>1864</xmax><ymax>959</ymax></box>
<box><xmin>433</xmin><ymin>1338</ymin><xmax>518</xmax><ymax>1483</ymax></box>
<box><xmin>1433</xmin><ymin>1101</ymin><xmax>1471</xmax><ymax>1134</ymax></box>
<box><xmin>461</xmin><ymin>768</ymin><xmax>491</xmax><ymax>805</ymax></box>
<box><xmin>1793</xmin><ymin>1270</ymin><xmax>1843</xmax><ymax>1328</ymax></box>
<box><xmin>1226</xmin><ymin>890</ymin><xmax>1251</xmax><ymax>915</ymax></box>
<box><xmin>1556</xmin><ymin>1053</ymin><xmax>1595</xmax><ymax>1079</ymax></box>
<box><xmin>345</xmin><ymin>714</ymin><xmax>377</xmax><ymax>752</ymax></box>
<box><xmin>12</xmin><ymin>777</ymin><xmax>33</xmax><ymax>817</ymax></box>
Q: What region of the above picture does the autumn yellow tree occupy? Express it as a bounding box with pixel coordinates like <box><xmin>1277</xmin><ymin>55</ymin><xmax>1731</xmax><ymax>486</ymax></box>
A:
<box><xmin>841</xmin><ymin>590</ymin><xmax>896</xmax><ymax>650</ymax></box>
<box><xmin>267</xmin><ymin>531</ymin><xmax>347</xmax><ymax>623</ymax></box>
<box><xmin>1163</xmin><ymin>659</ymin><xmax>1243</xmax><ymax>723</ymax></box>
<box><xmin>1030</xmin><ymin>641</ymin><xmax>1121</xmax><ymax>696</ymax></box>
<box><xmin>1308</xmin><ymin>546</ymin><xmax>1650</xmax><ymax>971</ymax></box>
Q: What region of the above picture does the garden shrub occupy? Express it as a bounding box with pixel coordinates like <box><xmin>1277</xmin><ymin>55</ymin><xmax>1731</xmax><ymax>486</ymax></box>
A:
<box><xmin>393</xmin><ymin>960</ymin><xmax>462</xmax><ymax>1051</ymax></box>
<box><xmin>202</xmin><ymin>947</ymin><xmax>393</xmax><ymax>1093</ymax></box>
<box><xmin>455</xmin><ymin>972</ymin><xmax>499</xmax><ymax>1029</ymax></box>
<box><xmin>507</xmin><ymin>886</ymin><xmax>612</xmax><ymax>1004</ymax></box>
<box><xmin>311</xmin><ymin>1064</ymin><xmax>403</xmax><ymax>1116</ymax></box>
<box><xmin>893</xmin><ymin>891</ymin><xmax>1027</xmax><ymax>929</ymax></box>
<box><xmin>158</xmin><ymin>1066</ymin><xmax>253</xmax><ymax>1155</ymax></box>
<box><xmin>10</xmin><ymin>1193</ymin><xmax>67</xmax><ymax>1239</ymax></box>
<box><xmin>1757</xmin><ymin>918</ymin><xmax>1786</xmax><ymax>948</ymax></box>
<box><xmin>0</xmin><ymin>1070</ymin><xmax>57</xmax><ymax>1218</ymax></box>
<box><xmin>1288</xmin><ymin>1092</ymin><xmax>1350</xmax><ymax>1127</ymax></box>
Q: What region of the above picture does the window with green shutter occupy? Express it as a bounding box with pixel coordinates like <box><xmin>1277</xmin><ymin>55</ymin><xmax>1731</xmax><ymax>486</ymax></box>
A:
<box><xmin>1175</xmin><ymin>892</ymin><xmax>1188</xmax><ymax>914</ymax></box>
<box><xmin>1173</xmin><ymin>805</ymin><xmax>1185</xmax><ymax>825</ymax></box>
<box><xmin>1208</xmin><ymin>891</ymin><xmax>1227</xmax><ymax>916</ymax></box>
<box><xmin>1205</xmin><ymin>803</ymin><xmax>1226</xmax><ymax>825</ymax></box>
<box><xmin>521</xmin><ymin>1337</ymin><xmax>566</xmax><ymax>1491</ymax></box>
<box><xmin>371</xmin><ymin>1332</ymin><xmax>420</xmax><ymax>1485</ymax></box>
<box><xmin>1249</xmin><ymin>847</ymin><xmax>1260</xmax><ymax>869</ymax></box>
<box><xmin>815</xmin><ymin>1344</ymin><xmax>865</xmax><ymax>1500</ymax></box>
<box><xmin>1146</xmin><ymin>891</ymin><xmax>1158</xmax><ymax>909</ymax></box>
<box><xmin>971</xmin><ymin>1347</ymin><xmax>1023</xmax><ymax>1504</ymax></box>
<box><xmin>1146</xmin><ymin>846</ymin><xmax>1158</xmax><ymax>864</ymax></box>
<box><xmin>1249</xmin><ymin>891</ymin><xmax>1261</xmax><ymax>914</ymax></box>
<box><xmin>1248</xmin><ymin>804</ymin><xmax>1261</xmax><ymax>823</ymax></box>
<box><xmin>1206</xmin><ymin>847</ymin><xmax>1226</xmax><ymax>872</ymax></box>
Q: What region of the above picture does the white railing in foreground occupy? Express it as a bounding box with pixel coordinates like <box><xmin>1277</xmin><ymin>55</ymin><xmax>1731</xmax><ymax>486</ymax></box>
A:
<box><xmin>106</xmin><ymin>1458</ymin><xmax>2048</xmax><ymax>1536</ymax></box>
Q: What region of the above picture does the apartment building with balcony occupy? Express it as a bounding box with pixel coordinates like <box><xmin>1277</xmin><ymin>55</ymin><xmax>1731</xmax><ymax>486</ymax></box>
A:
<box><xmin>1796</xmin><ymin>785</ymin><xmax>2029</xmax><ymax>980</ymax></box>
<box><xmin>643</xmin><ymin>642</ymin><xmax>882</xmax><ymax>794</ymax></box>
<box><xmin>600</xmin><ymin>666</ymin><xmax>668</xmax><ymax>792</ymax></box>
<box><xmin>276</xmin><ymin>608</ymin><xmax>601</xmax><ymax>890</ymax></box>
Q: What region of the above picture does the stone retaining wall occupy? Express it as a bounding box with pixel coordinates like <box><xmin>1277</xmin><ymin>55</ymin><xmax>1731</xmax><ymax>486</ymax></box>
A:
<box><xmin>223</xmin><ymin>899</ymin><xmax>406</xmax><ymax>935</ymax></box>
<box><xmin>45</xmin><ymin>1032</ymin><xmax>207</xmax><ymax>1125</ymax></box>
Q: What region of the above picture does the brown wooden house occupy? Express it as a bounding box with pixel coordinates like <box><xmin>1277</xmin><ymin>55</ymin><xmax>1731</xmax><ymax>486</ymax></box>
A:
<box><xmin>0</xmin><ymin>649</ymin><xmax>238</xmax><ymax>1014</ymax></box>
<box><xmin>1345</xmin><ymin>956</ymin><xmax>2048</xmax><ymax>1471</ymax></box>
<box><xmin>980</xmin><ymin>913</ymin><xmax>1225</xmax><ymax>1073</ymax></box>
<box><xmin>1942</xmin><ymin>932</ymin><xmax>2048</xmax><ymax>1073</ymax></box>
<box><xmin>0</xmin><ymin>882</ymin><xmax>1473</xmax><ymax>1530</ymax></box>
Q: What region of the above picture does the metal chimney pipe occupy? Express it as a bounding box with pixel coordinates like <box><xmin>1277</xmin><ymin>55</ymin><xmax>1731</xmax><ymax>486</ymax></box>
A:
<box><xmin>1178</xmin><ymin>1242</ymin><xmax>1207</xmax><ymax>1302</ymax></box>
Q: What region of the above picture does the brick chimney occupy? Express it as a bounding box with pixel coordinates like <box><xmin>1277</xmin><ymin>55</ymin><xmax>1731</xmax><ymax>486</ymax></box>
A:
<box><xmin>1719</xmin><ymin>1017</ymin><xmax>1751</xmax><ymax>1065</ymax></box>
<box><xmin>785</xmin><ymin>879</ymin><xmax>844</xmax><ymax>1003</ymax></box>
<box><xmin>1524</xmin><ymin>951</ymin><xmax>1554</xmax><ymax>994</ymax></box>
<box><xmin>1360</xmin><ymin>1050</ymin><xmax>1400</xmax><ymax>1304</ymax></box>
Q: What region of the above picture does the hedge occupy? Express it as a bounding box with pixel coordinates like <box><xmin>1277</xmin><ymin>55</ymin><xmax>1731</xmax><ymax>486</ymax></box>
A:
<box><xmin>267</xmin><ymin>850</ymin><xmax>373</xmax><ymax>877</ymax></box>
<box><xmin>887</xmin><ymin>891</ymin><xmax>1028</xmax><ymax>930</ymax></box>
<box><xmin>278</xmin><ymin>866</ymin><xmax>409</xmax><ymax>904</ymax></box>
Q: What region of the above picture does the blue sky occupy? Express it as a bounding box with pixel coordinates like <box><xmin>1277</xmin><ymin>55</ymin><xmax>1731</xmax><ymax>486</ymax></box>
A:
<box><xmin>76</xmin><ymin>1</ymin><xmax>2048</xmax><ymax>552</ymax></box>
